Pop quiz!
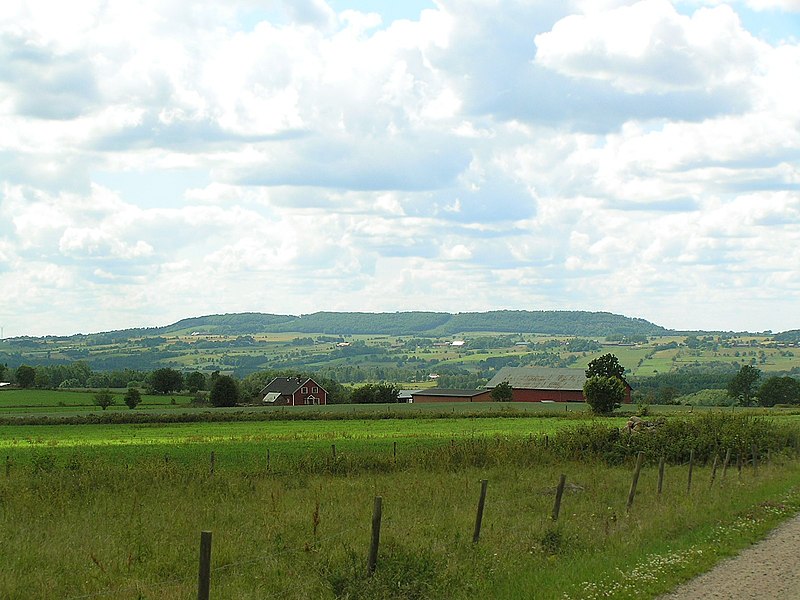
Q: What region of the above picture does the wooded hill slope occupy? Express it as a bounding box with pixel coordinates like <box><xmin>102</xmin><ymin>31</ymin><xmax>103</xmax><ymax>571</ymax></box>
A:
<box><xmin>71</xmin><ymin>310</ymin><xmax>669</xmax><ymax>341</ymax></box>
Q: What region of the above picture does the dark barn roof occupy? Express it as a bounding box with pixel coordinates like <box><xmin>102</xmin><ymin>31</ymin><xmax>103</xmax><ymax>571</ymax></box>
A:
<box><xmin>485</xmin><ymin>367</ymin><xmax>587</xmax><ymax>391</ymax></box>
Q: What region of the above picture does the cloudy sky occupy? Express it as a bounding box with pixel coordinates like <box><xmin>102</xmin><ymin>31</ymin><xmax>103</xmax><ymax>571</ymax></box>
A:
<box><xmin>1</xmin><ymin>0</ymin><xmax>799</xmax><ymax>337</ymax></box>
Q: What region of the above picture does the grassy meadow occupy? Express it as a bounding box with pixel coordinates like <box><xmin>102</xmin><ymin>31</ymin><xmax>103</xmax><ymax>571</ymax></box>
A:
<box><xmin>3</xmin><ymin>408</ymin><xmax>800</xmax><ymax>599</ymax></box>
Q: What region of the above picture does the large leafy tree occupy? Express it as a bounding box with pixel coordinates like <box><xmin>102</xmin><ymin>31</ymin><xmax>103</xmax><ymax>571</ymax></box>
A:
<box><xmin>757</xmin><ymin>376</ymin><xmax>800</xmax><ymax>407</ymax></box>
<box><xmin>350</xmin><ymin>383</ymin><xmax>400</xmax><ymax>404</ymax></box>
<box><xmin>93</xmin><ymin>389</ymin><xmax>115</xmax><ymax>410</ymax></box>
<box><xmin>583</xmin><ymin>375</ymin><xmax>626</xmax><ymax>415</ymax></box>
<box><xmin>491</xmin><ymin>381</ymin><xmax>513</xmax><ymax>402</ymax></box>
<box><xmin>150</xmin><ymin>368</ymin><xmax>184</xmax><ymax>394</ymax></box>
<box><xmin>124</xmin><ymin>388</ymin><xmax>142</xmax><ymax>410</ymax></box>
<box><xmin>586</xmin><ymin>353</ymin><xmax>626</xmax><ymax>380</ymax></box>
<box><xmin>727</xmin><ymin>365</ymin><xmax>761</xmax><ymax>406</ymax></box>
<box><xmin>15</xmin><ymin>365</ymin><xmax>36</xmax><ymax>388</ymax></box>
<box><xmin>210</xmin><ymin>375</ymin><xmax>239</xmax><ymax>407</ymax></box>
<box><xmin>185</xmin><ymin>371</ymin><xmax>207</xmax><ymax>393</ymax></box>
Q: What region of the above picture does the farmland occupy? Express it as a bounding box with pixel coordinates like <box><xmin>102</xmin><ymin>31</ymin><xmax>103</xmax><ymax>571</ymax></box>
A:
<box><xmin>3</xmin><ymin>409</ymin><xmax>800</xmax><ymax>598</ymax></box>
<box><xmin>1</xmin><ymin>311</ymin><xmax>798</xmax><ymax>393</ymax></box>
<box><xmin>2</xmin><ymin>312</ymin><xmax>800</xmax><ymax>597</ymax></box>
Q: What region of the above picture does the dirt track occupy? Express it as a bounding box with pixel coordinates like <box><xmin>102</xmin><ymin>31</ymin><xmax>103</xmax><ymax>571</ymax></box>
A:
<box><xmin>657</xmin><ymin>514</ymin><xmax>800</xmax><ymax>599</ymax></box>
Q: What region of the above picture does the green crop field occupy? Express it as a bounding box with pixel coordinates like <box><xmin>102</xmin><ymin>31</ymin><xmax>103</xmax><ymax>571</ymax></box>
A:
<box><xmin>0</xmin><ymin>389</ymin><xmax>189</xmax><ymax>409</ymax></box>
<box><xmin>0</xmin><ymin>415</ymin><xmax>620</xmax><ymax>450</ymax></box>
<box><xmin>3</xmin><ymin>412</ymin><xmax>800</xmax><ymax>599</ymax></box>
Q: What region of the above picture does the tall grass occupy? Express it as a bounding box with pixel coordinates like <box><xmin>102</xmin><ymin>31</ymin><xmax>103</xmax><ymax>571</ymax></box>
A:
<box><xmin>2</xmin><ymin>413</ymin><xmax>800</xmax><ymax>598</ymax></box>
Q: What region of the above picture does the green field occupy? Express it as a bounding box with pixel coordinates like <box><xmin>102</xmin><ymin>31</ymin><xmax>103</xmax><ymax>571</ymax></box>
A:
<box><xmin>3</xmin><ymin>409</ymin><xmax>800</xmax><ymax>598</ymax></box>
<box><xmin>0</xmin><ymin>389</ymin><xmax>191</xmax><ymax>411</ymax></box>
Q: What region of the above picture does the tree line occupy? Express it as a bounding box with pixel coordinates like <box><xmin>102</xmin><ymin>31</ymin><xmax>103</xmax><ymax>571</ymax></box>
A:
<box><xmin>3</xmin><ymin>359</ymin><xmax>799</xmax><ymax>410</ymax></box>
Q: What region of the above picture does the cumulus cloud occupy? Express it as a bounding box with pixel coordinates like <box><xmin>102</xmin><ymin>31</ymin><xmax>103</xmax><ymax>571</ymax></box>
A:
<box><xmin>0</xmin><ymin>0</ymin><xmax>798</xmax><ymax>335</ymax></box>
<box><xmin>534</xmin><ymin>0</ymin><xmax>763</xmax><ymax>94</ymax></box>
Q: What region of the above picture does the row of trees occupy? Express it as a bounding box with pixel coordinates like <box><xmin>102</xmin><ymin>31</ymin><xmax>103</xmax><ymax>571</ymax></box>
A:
<box><xmin>5</xmin><ymin>364</ymin><xmax>213</xmax><ymax>395</ymax></box>
<box><xmin>727</xmin><ymin>365</ymin><xmax>800</xmax><ymax>406</ymax></box>
<box><xmin>6</xmin><ymin>357</ymin><xmax>799</xmax><ymax>411</ymax></box>
<box><xmin>91</xmin><ymin>373</ymin><xmax>241</xmax><ymax>410</ymax></box>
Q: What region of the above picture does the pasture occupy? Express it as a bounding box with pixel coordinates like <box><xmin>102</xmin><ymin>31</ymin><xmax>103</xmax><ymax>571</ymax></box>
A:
<box><xmin>2</xmin><ymin>411</ymin><xmax>800</xmax><ymax>598</ymax></box>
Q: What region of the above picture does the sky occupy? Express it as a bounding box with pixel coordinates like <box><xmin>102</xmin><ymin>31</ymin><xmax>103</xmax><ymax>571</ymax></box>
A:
<box><xmin>1</xmin><ymin>0</ymin><xmax>799</xmax><ymax>338</ymax></box>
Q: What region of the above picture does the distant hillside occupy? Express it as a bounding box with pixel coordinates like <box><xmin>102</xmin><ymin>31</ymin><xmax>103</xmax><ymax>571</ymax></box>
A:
<box><xmin>775</xmin><ymin>330</ymin><xmax>800</xmax><ymax>343</ymax></box>
<box><xmin>429</xmin><ymin>310</ymin><xmax>666</xmax><ymax>336</ymax></box>
<box><xmin>78</xmin><ymin>309</ymin><xmax>668</xmax><ymax>339</ymax></box>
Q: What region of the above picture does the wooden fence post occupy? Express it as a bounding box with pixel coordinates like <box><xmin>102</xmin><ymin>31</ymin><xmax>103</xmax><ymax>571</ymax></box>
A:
<box><xmin>368</xmin><ymin>496</ymin><xmax>383</xmax><ymax>575</ymax></box>
<box><xmin>722</xmin><ymin>449</ymin><xmax>732</xmax><ymax>479</ymax></box>
<box><xmin>551</xmin><ymin>474</ymin><xmax>567</xmax><ymax>521</ymax></box>
<box><xmin>627</xmin><ymin>452</ymin><xmax>645</xmax><ymax>513</ymax></box>
<box><xmin>687</xmin><ymin>450</ymin><xmax>695</xmax><ymax>494</ymax></box>
<box><xmin>331</xmin><ymin>444</ymin><xmax>337</xmax><ymax>461</ymax></box>
<box><xmin>266</xmin><ymin>448</ymin><xmax>271</xmax><ymax>471</ymax></box>
<box><xmin>709</xmin><ymin>454</ymin><xmax>719</xmax><ymax>488</ymax></box>
<box><xmin>393</xmin><ymin>441</ymin><xmax>397</xmax><ymax>461</ymax></box>
<box><xmin>210</xmin><ymin>451</ymin><xmax>215</xmax><ymax>476</ymax></box>
<box><xmin>737</xmin><ymin>453</ymin><xmax>742</xmax><ymax>479</ymax></box>
<box><xmin>752</xmin><ymin>445</ymin><xmax>758</xmax><ymax>476</ymax></box>
<box><xmin>5</xmin><ymin>455</ymin><xmax>9</xmax><ymax>478</ymax></box>
<box><xmin>657</xmin><ymin>456</ymin><xmax>665</xmax><ymax>497</ymax></box>
<box><xmin>473</xmin><ymin>479</ymin><xmax>489</xmax><ymax>543</ymax></box>
<box><xmin>197</xmin><ymin>531</ymin><xmax>212</xmax><ymax>600</ymax></box>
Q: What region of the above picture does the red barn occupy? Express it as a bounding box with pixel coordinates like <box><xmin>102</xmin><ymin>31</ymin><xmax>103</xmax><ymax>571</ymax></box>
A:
<box><xmin>486</xmin><ymin>367</ymin><xmax>632</xmax><ymax>403</ymax></box>
<box><xmin>259</xmin><ymin>376</ymin><xmax>327</xmax><ymax>406</ymax></box>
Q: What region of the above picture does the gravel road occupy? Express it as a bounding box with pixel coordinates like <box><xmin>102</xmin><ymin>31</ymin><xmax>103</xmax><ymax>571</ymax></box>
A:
<box><xmin>657</xmin><ymin>514</ymin><xmax>800</xmax><ymax>599</ymax></box>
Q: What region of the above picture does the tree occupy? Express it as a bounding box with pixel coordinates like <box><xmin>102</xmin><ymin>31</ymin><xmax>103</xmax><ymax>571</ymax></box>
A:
<box><xmin>757</xmin><ymin>376</ymin><xmax>800</xmax><ymax>407</ymax></box>
<box><xmin>34</xmin><ymin>369</ymin><xmax>51</xmax><ymax>389</ymax></box>
<box><xmin>0</xmin><ymin>363</ymin><xmax>7</xmax><ymax>382</ymax></box>
<box><xmin>727</xmin><ymin>365</ymin><xmax>761</xmax><ymax>406</ymax></box>
<box><xmin>150</xmin><ymin>368</ymin><xmax>184</xmax><ymax>394</ymax></box>
<box><xmin>15</xmin><ymin>365</ymin><xmax>36</xmax><ymax>388</ymax></box>
<box><xmin>583</xmin><ymin>375</ymin><xmax>625</xmax><ymax>415</ymax></box>
<box><xmin>491</xmin><ymin>381</ymin><xmax>513</xmax><ymax>402</ymax></box>
<box><xmin>93</xmin><ymin>389</ymin><xmax>115</xmax><ymax>410</ymax></box>
<box><xmin>210</xmin><ymin>375</ymin><xmax>239</xmax><ymax>407</ymax></box>
<box><xmin>373</xmin><ymin>383</ymin><xmax>400</xmax><ymax>403</ymax></box>
<box><xmin>350</xmin><ymin>383</ymin><xmax>400</xmax><ymax>404</ymax></box>
<box><xmin>123</xmin><ymin>388</ymin><xmax>142</xmax><ymax>410</ymax></box>
<box><xmin>586</xmin><ymin>353</ymin><xmax>626</xmax><ymax>380</ymax></box>
<box><xmin>185</xmin><ymin>371</ymin><xmax>206</xmax><ymax>393</ymax></box>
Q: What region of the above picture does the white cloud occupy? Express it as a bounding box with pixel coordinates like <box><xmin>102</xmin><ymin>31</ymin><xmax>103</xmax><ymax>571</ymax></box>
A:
<box><xmin>534</xmin><ymin>0</ymin><xmax>764</xmax><ymax>94</ymax></box>
<box><xmin>0</xmin><ymin>0</ymin><xmax>799</xmax><ymax>336</ymax></box>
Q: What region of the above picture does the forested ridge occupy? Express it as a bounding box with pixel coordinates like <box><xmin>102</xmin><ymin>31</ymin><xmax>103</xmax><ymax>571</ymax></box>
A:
<box><xmin>53</xmin><ymin>309</ymin><xmax>669</xmax><ymax>341</ymax></box>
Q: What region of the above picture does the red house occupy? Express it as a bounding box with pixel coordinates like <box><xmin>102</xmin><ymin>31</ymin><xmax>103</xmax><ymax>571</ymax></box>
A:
<box><xmin>486</xmin><ymin>367</ymin><xmax>632</xmax><ymax>403</ymax></box>
<box><xmin>259</xmin><ymin>376</ymin><xmax>327</xmax><ymax>406</ymax></box>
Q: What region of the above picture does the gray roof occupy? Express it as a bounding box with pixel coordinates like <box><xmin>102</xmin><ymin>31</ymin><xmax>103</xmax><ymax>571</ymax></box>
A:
<box><xmin>411</xmin><ymin>388</ymin><xmax>490</xmax><ymax>398</ymax></box>
<box><xmin>259</xmin><ymin>377</ymin><xmax>313</xmax><ymax>395</ymax></box>
<box><xmin>485</xmin><ymin>367</ymin><xmax>587</xmax><ymax>391</ymax></box>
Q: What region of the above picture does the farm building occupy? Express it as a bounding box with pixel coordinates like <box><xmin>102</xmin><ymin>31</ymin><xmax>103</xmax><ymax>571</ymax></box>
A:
<box><xmin>485</xmin><ymin>367</ymin><xmax>632</xmax><ymax>403</ymax></box>
<box><xmin>410</xmin><ymin>389</ymin><xmax>493</xmax><ymax>403</ymax></box>
<box><xmin>259</xmin><ymin>376</ymin><xmax>328</xmax><ymax>406</ymax></box>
